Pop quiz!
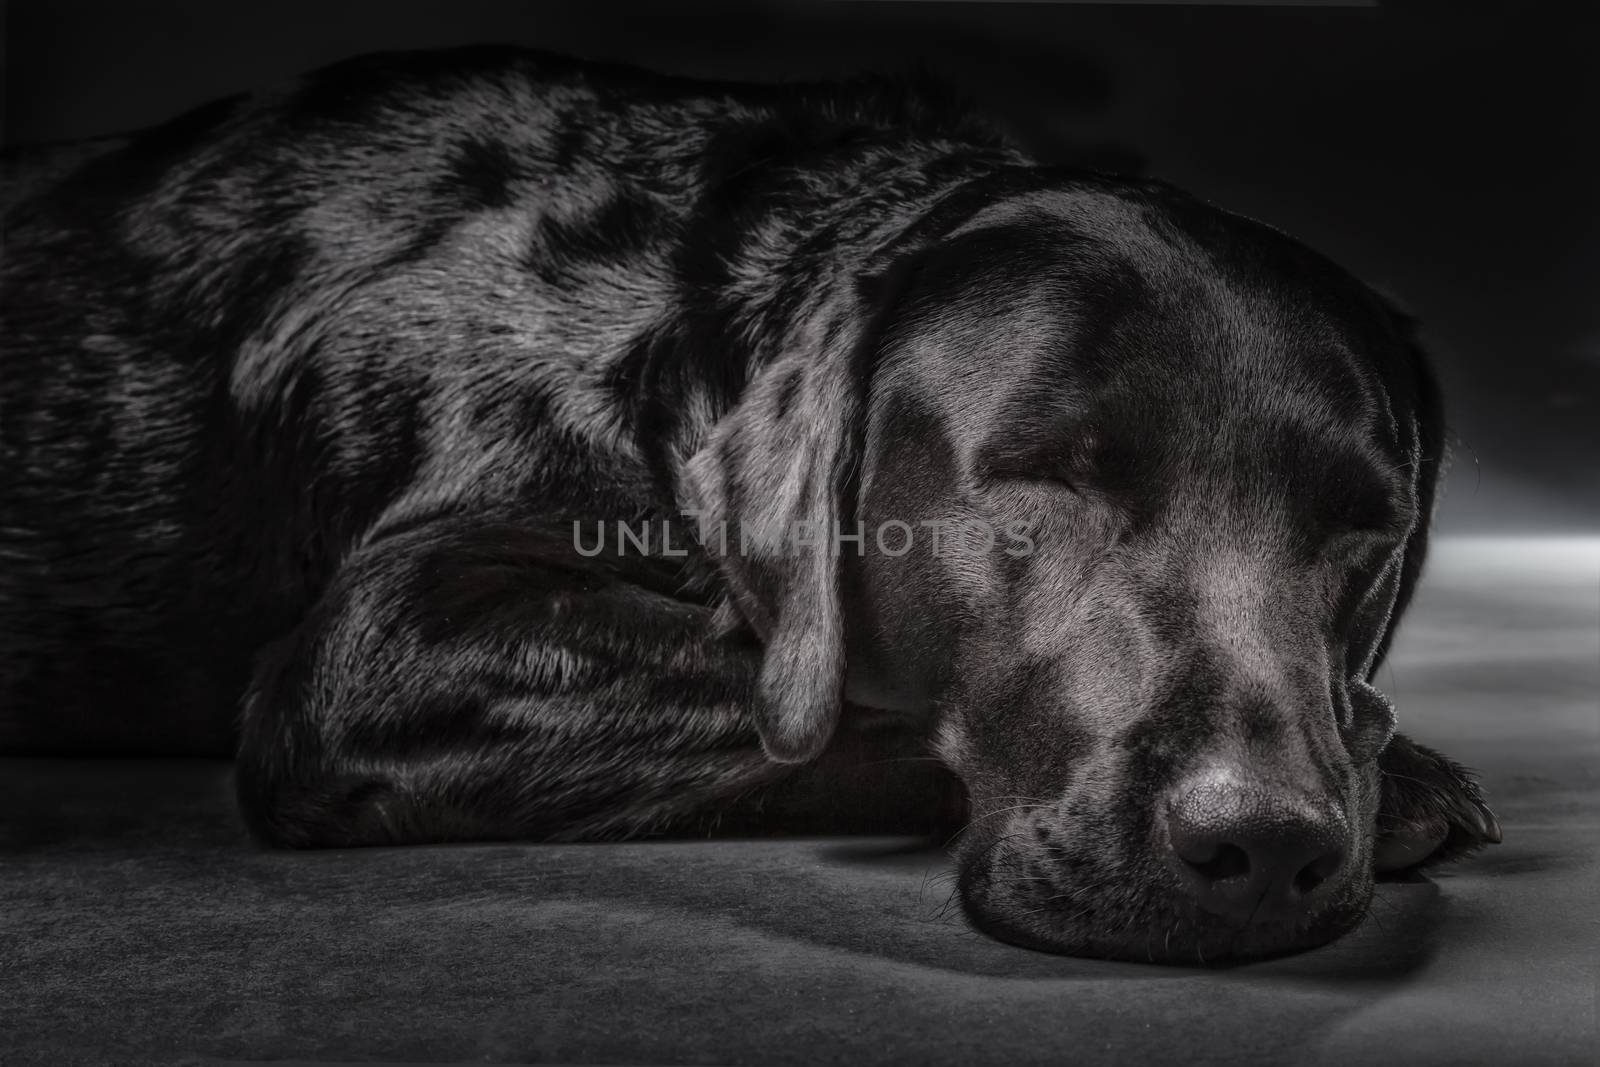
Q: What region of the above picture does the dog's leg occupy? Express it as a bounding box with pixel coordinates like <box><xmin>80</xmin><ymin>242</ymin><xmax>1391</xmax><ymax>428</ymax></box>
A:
<box><xmin>235</xmin><ymin>517</ymin><xmax>803</xmax><ymax>847</ymax></box>
<box><xmin>1373</xmin><ymin>731</ymin><xmax>1502</xmax><ymax>872</ymax></box>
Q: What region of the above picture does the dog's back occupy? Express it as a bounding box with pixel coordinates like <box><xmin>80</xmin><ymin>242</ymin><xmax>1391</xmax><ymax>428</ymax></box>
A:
<box><xmin>0</xmin><ymin>47</ymin><xmax>1009</xmax><ymax>755</ymax></box>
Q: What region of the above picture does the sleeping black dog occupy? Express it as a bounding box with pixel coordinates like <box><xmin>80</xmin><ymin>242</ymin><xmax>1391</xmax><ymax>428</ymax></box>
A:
<box><xmin>0</xmin><ymin>47</ymin><xmax>1499</xmax><ymax>962</ymax></box>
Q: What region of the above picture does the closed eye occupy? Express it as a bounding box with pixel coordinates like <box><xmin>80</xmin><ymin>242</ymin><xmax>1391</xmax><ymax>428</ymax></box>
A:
<box><xmin>992</xmin><ymin>469</ymin><xmax>1080</xmax><ymax>493</ymax></box>
<box><xmin>1308</xmin><ymin>458</ymin><xmax>1411</xmax><ymax>544</ymax></box>
<box><xmin>1327</xmin><ymin>487</ymin><xmax>1412</xmax><ymax>539</ymax></box>
<box><xmin>974</xmin><ymin>447</ymin><xmax>1083</xmax><ymax>494</ymax></box>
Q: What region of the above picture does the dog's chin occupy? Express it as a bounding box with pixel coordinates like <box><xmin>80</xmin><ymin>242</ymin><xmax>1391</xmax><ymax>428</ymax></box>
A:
<box><xmin>960</xmin><ymin>876</ymin><xmax>1375</xmax><ymax>965</ymax></box>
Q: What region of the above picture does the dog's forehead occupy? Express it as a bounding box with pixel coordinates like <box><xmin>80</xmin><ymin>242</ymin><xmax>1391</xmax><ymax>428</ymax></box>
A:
<box><xmin>888</xmin><ymin>187</ymin><xmax>1410</xmax><ymax>428</ymax></box>
<box><xmin>873</xmin><ymin>188</ymin><xmax>1416</xmax><ymax>529</ymax></box>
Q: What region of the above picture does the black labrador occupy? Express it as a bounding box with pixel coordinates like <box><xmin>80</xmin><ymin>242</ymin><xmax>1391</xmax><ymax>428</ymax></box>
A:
<box><xmin>0</xmin><ymin>47</ymin><xmax>1499</xmax><ymax>962</ymax></box>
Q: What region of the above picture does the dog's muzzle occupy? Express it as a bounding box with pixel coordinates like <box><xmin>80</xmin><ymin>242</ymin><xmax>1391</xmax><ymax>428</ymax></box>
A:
<box><xmin>956</xmin><ymin>753</ymin><xmax>1367</xmax><ymax>962</ymax></box>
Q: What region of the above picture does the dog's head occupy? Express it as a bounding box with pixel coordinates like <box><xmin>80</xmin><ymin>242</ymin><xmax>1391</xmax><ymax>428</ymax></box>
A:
<box><xmin>687</xmin><ymin>171</ymin><xmax>1446</xmax><ymax>961</ymax></box>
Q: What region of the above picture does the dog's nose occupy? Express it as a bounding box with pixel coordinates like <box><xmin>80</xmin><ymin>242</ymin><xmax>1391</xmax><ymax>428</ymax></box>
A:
<box><xmin>1164</xmin><ymin>774</ymin><xmax>1347</xmax><ymax>924</ymax></box>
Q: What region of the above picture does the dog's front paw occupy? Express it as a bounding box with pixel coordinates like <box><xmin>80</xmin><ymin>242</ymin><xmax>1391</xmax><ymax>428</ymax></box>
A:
<box><xmin>1373</xmin><ymin>732</ymin><xmax>1502</xmax><ymax>873</ymax></box>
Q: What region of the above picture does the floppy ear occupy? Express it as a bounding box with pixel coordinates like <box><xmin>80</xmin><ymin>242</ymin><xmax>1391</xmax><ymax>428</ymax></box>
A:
<box><xmin>1339</xmin><ymin>302</ymin><xmax>1449</xmax><ymax>760</ymax></box>
<box><xmin>1363</xmin><ymin>304</ymin><xmax>1449</xmax><ymax>682</ymax></box>
<box><xmin>684</xmin><ymin>288</ymin><xmax>885</xmax><ymax>765</ymax></box>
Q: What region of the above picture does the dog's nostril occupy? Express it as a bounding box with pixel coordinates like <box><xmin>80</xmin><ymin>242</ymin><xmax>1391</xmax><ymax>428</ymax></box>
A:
<box><xmin>1183</xmin><ymin>842</ymin><xmax>1251</xmax><ymax>883</ymax></box>
<box><xmin>1292</xmin><ymin>849</ymin><xmax>1344</xmax><ymax>897</ymax></box>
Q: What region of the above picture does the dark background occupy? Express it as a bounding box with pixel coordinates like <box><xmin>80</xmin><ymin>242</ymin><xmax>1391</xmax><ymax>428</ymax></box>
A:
<box><xmin>3</xmin><ymin>0</ymin><xmax>1595</xmax><ymax>533</ymax></box>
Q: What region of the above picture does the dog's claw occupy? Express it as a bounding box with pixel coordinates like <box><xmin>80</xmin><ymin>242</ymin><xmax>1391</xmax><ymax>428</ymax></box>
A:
<box><xmin>1454</xmin><ymin>795</ymin><xmax>1502</xmax><ymax>845</ymax></box>
<box><xmin>1477</xmin><ymin>804</ymin><xmax>1504</xmax><ymax>844</ymax></box>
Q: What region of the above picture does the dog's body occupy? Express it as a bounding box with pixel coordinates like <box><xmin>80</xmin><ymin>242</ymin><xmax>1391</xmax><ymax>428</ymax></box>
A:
<box><xmin>1</xmin><ymin>47</ymin><xmax>1497</xmax><ymax>961</ymax></box>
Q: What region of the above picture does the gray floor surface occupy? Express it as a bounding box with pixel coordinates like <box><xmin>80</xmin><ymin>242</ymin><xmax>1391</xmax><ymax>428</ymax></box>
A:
<box><xmin>2</xmin><ymin>538</ymin><xmax>1596</xmax><ymax>1065</ymax></box>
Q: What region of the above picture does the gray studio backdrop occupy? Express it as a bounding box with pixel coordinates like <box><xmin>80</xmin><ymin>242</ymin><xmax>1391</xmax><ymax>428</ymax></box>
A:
<box><xmin>5</xmin><ymin>1</ymin><xmax>1595</xmax><ymax>534</ymax></box>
